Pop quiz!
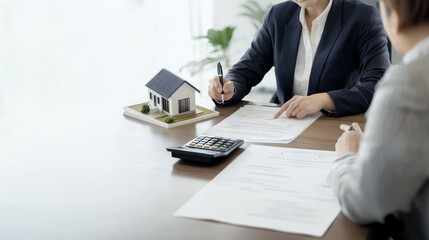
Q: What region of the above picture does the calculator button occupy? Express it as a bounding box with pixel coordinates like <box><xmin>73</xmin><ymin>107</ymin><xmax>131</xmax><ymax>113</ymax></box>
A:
<box><xmin>183</xmin><ymin>135</ymin><xmax>243</xmax><ymax>152</ymax></box>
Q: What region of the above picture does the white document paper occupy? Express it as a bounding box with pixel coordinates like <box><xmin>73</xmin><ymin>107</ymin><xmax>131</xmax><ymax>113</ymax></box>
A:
<box><xmin>175</xmin><ymin>145</ymin><xmax>340</xmax><ymax>237</ymax></box>
<box><xmin>203</xmin><ymin>105</ymin><xmax>321</xmax><ymax>143</ymax></box>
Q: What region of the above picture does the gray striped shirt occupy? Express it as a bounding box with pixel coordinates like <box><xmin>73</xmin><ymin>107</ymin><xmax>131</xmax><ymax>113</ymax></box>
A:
<box><xmin>328</xmin><ymin>36</ymin><xmax>429</xmax><ymax>240</ymax></box>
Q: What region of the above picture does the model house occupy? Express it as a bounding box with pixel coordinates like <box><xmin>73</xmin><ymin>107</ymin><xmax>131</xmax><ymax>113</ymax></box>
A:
<box><xmin>145</xmin><ymin>69</ymin><xmax>200</xmax><ymax>117</ymax></box>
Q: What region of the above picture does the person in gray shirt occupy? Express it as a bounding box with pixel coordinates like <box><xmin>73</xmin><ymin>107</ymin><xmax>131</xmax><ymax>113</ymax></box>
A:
<box><xmin>328</xmin><ymin>0</ymin><xmax>429</xmax><ymax>239</ymax></box>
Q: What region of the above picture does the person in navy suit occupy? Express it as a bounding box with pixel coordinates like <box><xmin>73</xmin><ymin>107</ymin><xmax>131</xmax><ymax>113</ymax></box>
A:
<box><xmin>208</xmin><ymin>0</ymin><xmax>390</xmax><ymax>118</ymax></box>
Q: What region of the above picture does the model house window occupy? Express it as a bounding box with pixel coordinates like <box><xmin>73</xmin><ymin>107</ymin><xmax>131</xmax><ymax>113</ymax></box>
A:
<box><xmin>157</xmin><ymin>97</ymin><xmax>160</xmax><ymax>104</ymax></box>
<box><xmin>178</xmin><ymin>98</ymin><xmax>190</xmax><ymax>113</ymax></box>
<box><xmin>162</xmin><ymin>98</ymin><xmax>169</xmax><ymax>113</ymax></box>
<box><xmin>150</xmin><ymin>92</ymin><xmax>152</xmax><ymax>100</ymax></box>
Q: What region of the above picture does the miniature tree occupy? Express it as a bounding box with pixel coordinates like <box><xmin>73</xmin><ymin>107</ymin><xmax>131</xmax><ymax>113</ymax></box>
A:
<box><xmin>164</xmin><ymin>116</ymin><xmax>174</xmax><ymax>124</ymax></box>
<box><xmin>141</xmin><ymin>104</ymin><xmax>150</xmax><ymax>114</ymax></box>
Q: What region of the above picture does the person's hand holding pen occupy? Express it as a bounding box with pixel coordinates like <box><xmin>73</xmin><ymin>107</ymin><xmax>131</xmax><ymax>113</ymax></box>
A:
<box><xmin>335</xmin><ymin>122</ymin><xmax>363</xmax><ymax>157</ymax></box>
<box><xmin>208</xmin><ymin>62</ymin><xmax>235</xmax><ymax>104</ymax></box>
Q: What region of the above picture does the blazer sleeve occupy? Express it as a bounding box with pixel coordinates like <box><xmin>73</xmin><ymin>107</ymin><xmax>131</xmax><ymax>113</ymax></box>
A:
<box><xmin>217</xmin><ymin>6</ymin><xmax>276</xmax><ymax>106</ymax></box>
<box><xmin>326</xmin><ymin>6</ymin><xmax>390</xmax><ymax>116</ymax></box>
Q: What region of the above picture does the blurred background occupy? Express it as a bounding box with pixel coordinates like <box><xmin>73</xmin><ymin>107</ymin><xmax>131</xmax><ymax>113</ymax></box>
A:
<box><xmin>0</xmin><ymin>0</ymin><xmax>281</xmax><ymax>123</ymax></box>
<box><xmin>0</xmin><ymin>0</ymin><xmax>401</xmax><ymax>130</ymax></box>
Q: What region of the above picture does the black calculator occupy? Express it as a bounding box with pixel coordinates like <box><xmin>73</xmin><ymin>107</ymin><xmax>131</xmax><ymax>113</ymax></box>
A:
<box><xmin>166</xmin><ymin>135</ymin><xmax>244</xmax><ymax>163</ymax></box>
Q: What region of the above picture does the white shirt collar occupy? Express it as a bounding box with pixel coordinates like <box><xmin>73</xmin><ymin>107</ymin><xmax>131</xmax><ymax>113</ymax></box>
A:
<box><xmin>403</xmin><ymin>36</ymin><xmax>429</xmax><ymax>64</ymax></box>
<box><xmin>299</xmin><ymin>0</ymin><xmax>333</xmax><ymax>30</ymax></box>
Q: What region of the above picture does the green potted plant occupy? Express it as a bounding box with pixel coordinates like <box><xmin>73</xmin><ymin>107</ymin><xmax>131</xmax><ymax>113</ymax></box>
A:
<box><xmin>239</xmin><ymin>0</ymin><xmax>272</xmax><ymax>33</ymax></box>
<box><xmin>180</xmin><ymin>2</ymin><xmax>271</xmax><ymax>76</ymax></box>
<box><xmin>180</xmin><ymin>26</ymin><xmax>235</xmax><ymax>76</ymax></box>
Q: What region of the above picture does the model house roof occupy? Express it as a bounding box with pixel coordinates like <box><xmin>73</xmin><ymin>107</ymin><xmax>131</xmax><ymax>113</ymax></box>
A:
<box><xmin>146</xmin><ymin>69</ymin><xmax>200</xmax><ymax>98</ymax></box>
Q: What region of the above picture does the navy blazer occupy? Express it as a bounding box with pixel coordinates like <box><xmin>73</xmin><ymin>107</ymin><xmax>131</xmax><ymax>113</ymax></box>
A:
<box><xmin>224</xmin><ymin>0</ymin><xmax>390</xmax><ymax>116</ymax></box>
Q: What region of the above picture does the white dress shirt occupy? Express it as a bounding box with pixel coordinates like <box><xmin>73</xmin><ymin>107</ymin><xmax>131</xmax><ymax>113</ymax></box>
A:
<box><xmin>293</xmin><ymin>0</ymin><xmax>333</xmax><ymax>96</ymax></box>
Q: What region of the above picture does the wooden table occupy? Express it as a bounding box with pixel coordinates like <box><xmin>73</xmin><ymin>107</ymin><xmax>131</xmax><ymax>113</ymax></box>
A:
<box><xmin>0</xmin><ymin>100</ymin><xmax>370</xmax><ymax>240</ymax></box>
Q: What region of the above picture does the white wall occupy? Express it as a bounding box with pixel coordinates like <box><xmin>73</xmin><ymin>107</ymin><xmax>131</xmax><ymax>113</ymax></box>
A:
<box><xmin>211</xmin><ymin>0</ymin><xmax>282</xmax><ymax>91</ymax></box>
<box><xmin>212</xmin><ymin>0</ymin><xmax>282</xmax><ymax>62</ymax></box>
<box><xmin>0</xmin><ymin>0</ymin><xmax>212</xmax><ymax>121</ymax></box>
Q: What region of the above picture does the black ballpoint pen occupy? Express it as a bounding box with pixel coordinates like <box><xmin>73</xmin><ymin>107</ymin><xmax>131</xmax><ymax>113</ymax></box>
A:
<box><xmin>217</xmin><ymin>62</ymin><xmax>225</xmax><ymax>104</ymax></box>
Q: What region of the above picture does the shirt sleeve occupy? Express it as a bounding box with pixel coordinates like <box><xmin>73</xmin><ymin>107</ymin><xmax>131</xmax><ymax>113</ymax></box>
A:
<box><xmin>327</xmin><ymin>65</ymin><xmax>429</xmax><ymax>224</ymax></box>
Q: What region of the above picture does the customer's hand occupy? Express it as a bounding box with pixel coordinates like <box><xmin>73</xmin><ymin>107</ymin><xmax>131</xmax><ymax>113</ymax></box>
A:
<box><xmin>208</xmin><ymin>76</ymin><xmax>235</xmax><ymax>103</ymax></box>
<box><xmin>335</xmin><ymin>122</ymin><xmax>363</xmax><ymax>157</ymax></box>
<box><xmin>273</xmin><ymin>93</ymin><xmax>335</xmax><ymax>119</ymax></box>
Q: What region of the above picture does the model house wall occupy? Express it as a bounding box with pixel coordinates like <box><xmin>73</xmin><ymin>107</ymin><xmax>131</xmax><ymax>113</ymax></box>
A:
<box><xmin>146</xmin><ymin>69</ymin><xmax>199</xmax><ymax>117</ymax></box>
<box><xmin>169</xmin><ymin>84</ymin><xmax>197</xmax><ymax>116</ymax></box>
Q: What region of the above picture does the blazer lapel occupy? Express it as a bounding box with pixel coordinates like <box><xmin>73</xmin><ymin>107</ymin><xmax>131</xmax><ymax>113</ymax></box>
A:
<box><xmin>281</xmin><ymin>9</ymin><xmax>301</xmax><ymax>101</ymax></box>
<box><xmin>307</xmin><ymin>0</ymin><xmax>343</xmax><ymax>95</ymax></box>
